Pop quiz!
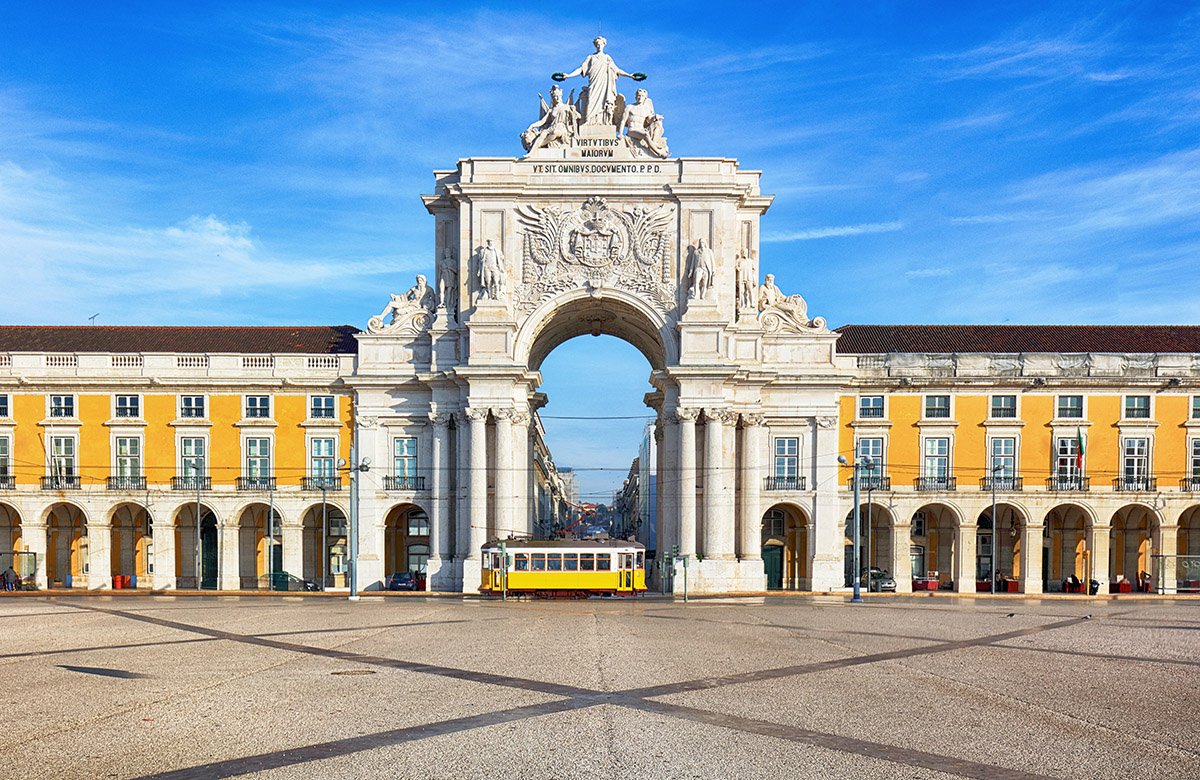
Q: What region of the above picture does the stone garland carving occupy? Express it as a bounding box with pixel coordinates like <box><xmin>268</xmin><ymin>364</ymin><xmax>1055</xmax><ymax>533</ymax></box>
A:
<box><xmin>367</xmin><ymin>275</ymin><xmax>436</xmax><ymax>334</ymax></box>
<box><xmin>756</xmin><ymin>272</ymin><xmax>827</xmax><ymax>333</ymax></box>
<box><xmin>514</xmin><ymin>197</ymin><xmax>675</xmax><ymax>314</ymax></box>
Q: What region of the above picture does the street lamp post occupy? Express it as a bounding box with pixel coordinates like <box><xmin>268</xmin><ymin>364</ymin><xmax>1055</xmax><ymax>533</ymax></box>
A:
<box><xmin>192</xmin><ymin>457</ymin><xmax>203</xmax><ymax>591</ymax></box>
<box><xmin>839</xmin><ymin>454</ymin><xmax>876</xmax><ymax>604</ymax></box>
<box><xmin>339</xmin><ymin>443</ymin><xmax>371</xmax><ymax>602</ymax></box>
<box><xmin>991</xmin><ymin>463</ymin><xmax>1001</xmax><ymax>595</ymax></box>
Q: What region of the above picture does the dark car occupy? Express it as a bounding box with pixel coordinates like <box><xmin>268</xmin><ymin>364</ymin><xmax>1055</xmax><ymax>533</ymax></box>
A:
<box><xmin>387</xmin><ymin>571</ymin><xmax>418</xmax><ymax>591</ymax></box>
<box><xmin>862</xmin><ymin>567</ymin><xmax>897</xmax><ymax>593</ymax></box>
<box><xmin>270</xmin><ymin>571</ymin><xmax>322</xmax><ymax>592</ymax></box>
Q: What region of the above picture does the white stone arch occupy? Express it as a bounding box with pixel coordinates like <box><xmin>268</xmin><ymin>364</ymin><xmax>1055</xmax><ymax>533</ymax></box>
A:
<box><xmin>39</xmin><ymin>499</ymin><xmax>90</xmax><ymax>526</ymax></box>
<box><xmin>1109</xmin><ymin>500</ymin><xmax>1164</xmax><ymax>529</ymax></box>
<box><xmin>1043</xmin><ymin>499</ymin><xmax>1099</xmax><ymax>528</ymax></box>
<box><xmin>167</xmin><ymin>500</ymin><xmax>224</xmax><ymax>528</ymax></box>
<box><xmin>382</xmin><ymin>501</ymin><xmax>430</xmax><ymax>579</ymax></box>
<box><xmin>514</xmin><ymin>286</ymin><xmax>675</xmax><ymax>372</ymax></box>
<box><xmin>299</xmin><ymin>500</ymin><xmax>350</xmax><ymax>585</ymax></box>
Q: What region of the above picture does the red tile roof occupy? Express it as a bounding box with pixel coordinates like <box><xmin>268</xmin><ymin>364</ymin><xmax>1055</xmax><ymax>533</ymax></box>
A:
<box><xmin>835</xmin><ymin>325</ymin><xmax>1200</xmax><ymax>354</ymax></box>
<box><xmin>0</xmin><ymin>326</ymin><xmax>360</xmax><ymax>354</ymax></box>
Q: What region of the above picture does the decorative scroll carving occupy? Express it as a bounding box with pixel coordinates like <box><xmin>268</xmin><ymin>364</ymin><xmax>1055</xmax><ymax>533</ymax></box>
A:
<box><xmin>675</xmin><ymin>406</ymin><xmax>700</xmax><ymax>422</ymax></box>
<box><xmin>514</xmin><ymin>197</ymin><xmax>675</xmax><ymax>314</ymax></box>
<box><xmin>757</xmin><ymin>273</ymin><xmax>827</xmax><ymax>334</ymax></box>
<box><xmin>367</xmin><ymin>275</ymin><xmax>436</xmax><ymax>335</ymax></box>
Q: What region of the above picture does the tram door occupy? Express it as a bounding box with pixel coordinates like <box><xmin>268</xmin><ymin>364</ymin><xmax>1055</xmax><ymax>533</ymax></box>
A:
<box><xmin>490</xmin><ymin>553</ymin><xmax>505</xmax><ymax>590</ymax></box>
<box><xmin>619</xmin><ymin>553</ymin><xmax>633</xmax><ymax>591</ymax></box>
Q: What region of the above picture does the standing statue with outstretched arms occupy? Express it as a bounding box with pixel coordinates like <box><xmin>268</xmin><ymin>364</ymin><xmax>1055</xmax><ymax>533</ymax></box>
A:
<box><xmin>553</xmin><ymin>36</ymin><xmax>646</xmax><ymax>127</ymax></box>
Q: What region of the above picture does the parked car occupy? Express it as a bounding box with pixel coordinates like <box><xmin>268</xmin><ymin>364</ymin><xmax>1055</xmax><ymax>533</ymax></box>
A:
<box><xmin>387</xmin><ymin>571</ymin><xmax>418</xmax><ymax>591</ymax></box>
<box><xmin>270</xmin><ymin>571</ymin><xmax>322</xmax><ymax>592</ymax></box>
<box><xmin>861</xmin><ymin>567</ymin><xmax>897</xmax><ymax>593</ymax></box>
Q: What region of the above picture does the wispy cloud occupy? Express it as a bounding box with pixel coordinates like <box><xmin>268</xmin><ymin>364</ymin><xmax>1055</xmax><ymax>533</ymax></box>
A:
<box><xmin>763</xmin><ymin>220</ymin><xmax>904</xmax><ymax>242</ymax></box>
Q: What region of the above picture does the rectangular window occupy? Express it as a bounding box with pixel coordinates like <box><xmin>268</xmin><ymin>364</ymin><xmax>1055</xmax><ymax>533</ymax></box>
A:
<box><xmin>310</xmin><ymin>438</ymin><xmax>336</xmax><ymax>478</ymax></box>
<box><xmin>245</xmin><ymin>438</ymin><xmax>271</xmax><ymax>477</ymax></box>
<box><xmin>1056</xmin><ymin>437</ymin><xmax>1081</xmax><ymax>477</ymax></box>
<box><xmin>1192</xmin><ymin>439</ymin><xmax>1200</xmax><ymax>479</ymax></box>
<box><xmin>514</xmin><ymin>554</ymin><xmax>529</xmax><ymax>571</ymax></box>
<box><xmin>1056</xmin><ymin>396</ymin><xmax>1084</xmax><ymax>419</ymax></box>
<box><xmin>531</xmin><ymin>553</ymin><xmax>546</xmax><ymax>572</ymax></box>
<box><xmin>310</xmin><ymin>395</ymin><xmax>335</xmax><ymax>419</ymax></box>
<box><xmin>857</xmin><ymin>437</ymin><xmax>884</xmax><ymax>481</ymax></box>
<box><xmin>50</xmin><ymin>436</ymin><xmax>76</xmax><ymax>476</ymax></box>
<box><xmin>990</xmin><ymin>437</ymin><xmax>1016</xmax><ymax>479</ymax></box>
<box><xmin>858</xmin><ymin>396</ymin><xmax>884</xmax><ymax>419</ymax></box>
<box><xmin>1122</xmin><ymin>438</ymin><xmax>1149</xmax><ymax>478</ymax></box>
<box><xmin>0</xmin><ymin>394</ymin><xmax>9</xmax><ymax>418</ymax></box>
<box><xmin>181</xmin><ymin>438</ymin><xmax>206</xmax><ymax>476</ymax></box>
<box><xmin>0</xmin><ymin>436</ymin><xmax>9</xmax><ymax>477</ymax></box>
<box><xmin>579</xmin><ymin>554</ymin><xmax>595</xmax><ymax>571</ymax></box>
<box><xmin>990</xmin><ymin>395</ymin><xmax>1017</xmax><ymax>419</ymax></box>
<box><xmin>115</xmin><ymin>395</ymin><xmax>140</xmax><ymax>418</ymax></box>
<box><xmin>923</xmin><ymin>437</ymin><xmax>950</xmax><ymax>478</ymax></box>
<box><xmin>245</xmin><ymin>396</ymin><xmax>271</xmax><ymax>419</ymax></box>
<box><xmin>924</xmin><ymin>395</ymin><xmax>951</xmax><ymax>419</ymax></box>
<box><xmin>180</xmin><ymin>395</ymin><xmax>206</xmax><ymax>418</ymax></box>
<box><xmin>595</xmin><ymin>553</ymin><xmax>611</xmax><ymax>571</ymax></box>
<box><xmin>393</xmin><ymin>437</ymin><xmax>418</xmax><ymax>477</ymax></box>
<box><xmin>1192</xmin><ymin>397</ymin><xmax>1200</xmax><ymax>420</ymax></box>
<box><xmin>546</xmin><ymin>554</ymin><xmax>562</xmax><ymax>572</ymax></box>
<box><xmin>1124</xmin><ymin>396</ymin><xmax>1151</xmax><ymax>419</ymax></box>
<box><xmin>115</xmin><ymin>437</ymin><xmax>141</xmax><ymax>477</ymax></box>
<box><xmin>773</xmin><ymin>437</ymin><xmax>798</xmax><ymax>479</ymax></box>
<box><xmin>49</xmin><ymin>394</ymin><xmax>75</xmax><ymax>418</ymax></box>
<box><xmin>563</xmin><ymin>553</ymin><xmax>578</xmax><ymax>571</ymax></box>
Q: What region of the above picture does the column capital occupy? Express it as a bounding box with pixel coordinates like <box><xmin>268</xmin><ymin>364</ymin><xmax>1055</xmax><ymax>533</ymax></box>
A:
<box><xmin>741</xmin><ymin>413</ymin><xmax>767</xmax><ymax>427</ymax></box>
<box><xmin>708</xmin><ymin>409</ymin><xmax>738</xmax><ymax>426</ymax></box>
<box><xmin>510</xmin><ymin>411</ymin><xmax>531</xmax><ymax>426</ymax></box>
<box><xmin>463</xmin><ymin>407</ymin><xmax>489</xmax><ymax>423</ymax></box>
<box><xmin>675</xmin><ymin>406</ymin><xmax>700</xmax><ymax>423</ymax></box>
<box><xmin>429</xmin><ymin>412</ymin><xmax>453</xmax><ymax>427</ymax></box>
<box><xmin>493</xmin><ymin>407</ymin><xmax>515</xmax><ymax>423</ymax></box>
<box><xmin>815</xmin><ymin>416</ymin><xmax>839</xmax><ymax>429</ymax></box>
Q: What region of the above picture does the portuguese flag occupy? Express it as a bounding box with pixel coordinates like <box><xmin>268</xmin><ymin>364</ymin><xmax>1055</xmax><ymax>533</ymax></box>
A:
<box><xmin>1075</xmin><ymin>427</ymin><xmax>1085</xmax><ymax>472</ymax></box>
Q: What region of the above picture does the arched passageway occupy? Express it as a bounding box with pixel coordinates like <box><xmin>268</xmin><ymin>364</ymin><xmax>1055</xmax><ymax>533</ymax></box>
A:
<box><xmin>763</xmin><ymin>504</ymin><xmax>808</xmax><ymax>589</ymax></box>
<box><xmin>109</xmin><ymin>503</ymin><xmax>152</xmax><ymax>588</ymax></box>
<box><xmin>383</xmin><ymin>503</ymin><xmax>430</xmax><ymax>585</ymax></box>
<box><xmin>910</xmin><ymin>503</ymin><xmax>959</xmax><ymax>590</ymax></box>
<box><xmin>46</xmin><ymin>503</ymin><xmax>87</xmax><ymax>588</ymax></box>
<box><xmin>842</xmin><ymin>503</ymin><xmax>895</xmax><ymax>588</ymax></box>
<box><xmin>1177</xmin><ymin>506</ymin><xmax>1200</xmax><ymax>592</ymax></box>
<box><xmin>0</xmin><ymin>503</ymin><xmax>28</xmax><ymax>587</ymax></box>
<box><xmin>1044</xmin><ymin>504</ymin><xmax>1092</xmax><ymax>592</ymax></box>
<box><xmin>237</xmin><ymin>504</ymin><xmax>283</xmax><ymax>589</ymax></box>
<box><xmin>301</xmin><ymin>503</ymin><xmax>347</xmax><ymax>588</ymax></box>
<box><xmin>977</xmin><ymin>502</ymin><xmax>1026</xmax><ymax>592</ymax></box>
<box><xmin>1110</xmin><ymin>505</ymin><xmax>1157</xmax><ymax>592</ymax></box>
<box><xmin>174</xmin><ymin>503</ymin><xmax>218</xmax><ymax>589</ymax></box>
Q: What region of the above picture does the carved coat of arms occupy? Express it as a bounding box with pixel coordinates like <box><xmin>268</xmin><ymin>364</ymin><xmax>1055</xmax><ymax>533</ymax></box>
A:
<box><xmin>514</xmin><ymin>197</ymin><xmax>675</xmax><ymax>313</ymax></box>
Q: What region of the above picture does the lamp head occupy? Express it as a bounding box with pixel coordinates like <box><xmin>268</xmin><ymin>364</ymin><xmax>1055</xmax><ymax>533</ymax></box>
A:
<box><xmin>861</xmin><ymin>456</ymin><xmax>877</xmax><ymax>469</ymax></box>
<box><xmin>361</xmin><ymin>456</ymin><xmax>371</xmax><ymax>467</ymax></box>
<box><xmin>837</xmin><ymin>455</ymin><xmax>849</xmax><ymax>465</ymax></box>
<box><xmin>337</xmin><ymin>458</ymin><xmax>347</xmax><ymax>468</ymax></box>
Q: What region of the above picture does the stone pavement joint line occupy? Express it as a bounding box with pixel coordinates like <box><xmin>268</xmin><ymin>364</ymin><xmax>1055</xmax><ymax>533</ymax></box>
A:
<box><xmin>60</xmin><ymin>601</ymin><xmax>1081</xmax><ymax>780</ymax></box>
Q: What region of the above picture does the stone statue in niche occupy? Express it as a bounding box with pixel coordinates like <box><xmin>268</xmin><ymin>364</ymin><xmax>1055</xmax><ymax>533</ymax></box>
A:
<box><xmin>552</xmin><ymin>36</ymin><xmax>646</xmax><ymax>127</ymax></box>
<box><xmin>620</xmin><ymin>88</ymin><xmax>669</xmax><ymax>158</ymax></box>
<box><xmin>756</xmin><ymin>273</ymin><xmax>827</xmax><ymax>333</ymax></box>
<box><xmin>735</xmin><ymin>249</ymin><xmax>756</xmax><ymax>311</ymax></box>
<box><xmin>687</xmin><ymin>238</ymin><xmax>715</xmax><ymax>301</ymax></box>
<box><xmin>476</xmin><ymin>239</ymin><xmax>507</xmax><ymax>301</ymax></box>
<box><xmin>367</xmin><ymin>274</ymin><xmax>436</xmax><ymax>334</ymax></box>
<box><xmin>437</xmin><ymin>247</ymin><xmax>458</xmax><ymax>316</ymax></box>
<box><xmin>521</xmin><ymin>84</ymin><xmax>581</xmax><ymax>153</ymax></box>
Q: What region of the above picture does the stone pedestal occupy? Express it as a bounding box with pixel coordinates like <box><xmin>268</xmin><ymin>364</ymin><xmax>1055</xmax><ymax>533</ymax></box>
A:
<box><xmin>86</xmin><ymin>523</ymin><xmax>112</xmax><ymax>590</ymax></box>
<box><xmin>153</xmin><ymin>527</ymin><xmax>176</xmax><ymax>590</ymax></box>
<box><xmin>219</xmin><ymin>525</ymin><xmax>240</xmax><ymax>591</ymax></box>
<box><xmin>1021</xmin><ymin>524</ymin><xmax>1045</xmax><ymax>595</ymax></box>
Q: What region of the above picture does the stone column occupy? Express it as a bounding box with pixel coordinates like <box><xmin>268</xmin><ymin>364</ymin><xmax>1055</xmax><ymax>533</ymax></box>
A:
<box><xmin>153</xmin><ymin>523</ymin><xmax>176</xmax><ymax>590</ymax></box>
<box><xmin>1020</xmin><ymin>523</ymin><xmax>1044</xmax><ymax>594</ymax></box>
<box><xmin>511</xmin><ymin>411</ymin><xmax>532</xmax><ymax>537</ymax></box>
<box><xmin>810</xmin><ymin>416</ymin><xmax>844</xmax><ymax>591</ymax></box>
<box><xmin>703</xmin><ymin>410</ymin><xmax>736</xmax><ymax>560</ymax></box>
<box><xmin>494</xmin><ymin>409</ymin><xmax>514</xmax><ymax>538</ymax></box>
<box><xmin>24</xmin><ymin>523</ymin><xmax>48</xmax><ymax>589</ymax></box>
<box><xmin>675</xmin><ymin>407</ymin><xmax>699</xmax><ymax>558</ymax></box>
<box><xmin>282</xmin><ymin>523</ymin><xmax>303</xmax><ymax>578</ymax></box>
<box><xmin>465</xmin><ymin>407</ymin><xmax>489</xmax><ymax>568</ymax></box>
<box><xmin>739</xmin><ymin>414</ymin><xmax>765</xmax><ymax>561</ymax></box>
<box><xmin>955</xmin><ymin>520</ymin><xmax>977</xmax><ymax>593</ymax></box>
<box><xmin>1157</xmin><ymin>524</ymin><xmax>1178</xmax><ymax>594</ymax></box>
<box><xmin>219</xmin><ymin>523</ymin><xmax>240</xmax><ymax>591</ymax></box>
<box><xmin>454</xmin><ymin>414</ymin><xmax>470</xmax><ymax>560</ymax></box>
<box><xmin>87</xmin><ymin>523</ymin><xmax>112</xmax><ymax>590</ymax></box>
<box><xmin>891</xmin><ymin>522</ymin><xmax>913</xmax><ymax>593</ymax></box>
<box><xmin>1089</xmin><ymin>523</ymin><xmax>1111</xmax><ymax>594</ymax></box>
<box><xmin>427</xmin><ymin>413</ymin><xmax>451</xmax><ymax>583</ymax></box>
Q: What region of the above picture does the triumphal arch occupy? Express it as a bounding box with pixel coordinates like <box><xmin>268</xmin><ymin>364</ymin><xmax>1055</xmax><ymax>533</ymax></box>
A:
<box><xmin>351</xmin><ymin>38</ymin><xmax>853</xmax><ymax>593</ymax></box>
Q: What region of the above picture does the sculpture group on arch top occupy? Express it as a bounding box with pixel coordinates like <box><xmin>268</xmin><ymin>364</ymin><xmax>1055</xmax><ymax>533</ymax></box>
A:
<box><xmin>365</xmin><ymin>36</ymin><xmax>825</xmax><ymax>336</ymax></box>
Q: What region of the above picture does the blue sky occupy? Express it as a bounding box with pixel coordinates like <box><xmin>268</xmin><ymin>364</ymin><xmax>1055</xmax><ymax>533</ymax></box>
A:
<box><xmin>3</xmin><ymin>2</ymin><xmax>1198</xmax><ymax>499</ymax></box>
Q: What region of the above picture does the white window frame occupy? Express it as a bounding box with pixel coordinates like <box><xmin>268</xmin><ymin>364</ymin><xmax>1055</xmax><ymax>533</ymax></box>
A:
<box><xmin>244</xmin><ymin>395</ymin><xmax>272</xmax><ymax>419</ymax></box>
<box><xmin>1055</xmin><ymin>436</ymin><xmax>1083</xmax><ymax>478</ymax></box>
<box><xmin>309</xmin><ymin>395</ymin><xmax>336</xmax><ymax>420</ymax></box>
<box><xmin>923</xmin><ymin>395</ymin><xmax>952</xmax><ymax>420</ymax></box>
<box><xmin>309</xmin><ymin>437</ymin><xmax>337</xmax><ymax>479</ymax></box>
<box><xmin>114</xmin><ymin>436</ymin><xmax>143</xmax><ymax>478</ymax></box>
<box><xmin>114</xmin><ymin>394</ymin><xmax>141</xmax><ymax>419</ymax></box>
<box><xmin>1055</xmin><ymin>395</ymin><xmax>1085</xmax><ymax>420</ymax></box>
<box><xmin>393</xmin><ymin>436</ymin><xmax>418</xmax><ymax>478</ymax></box>
<box><xmin>1191</xmin><ymin>438</ymin><xmax>1200</xmax><ymax>480</ymax></box>
<box><xmin>48</xmin><ymin>394</ymin><xmax>76</xmax><ymax>418</ymax></box>
<box><xmin>1121</xmin><ymin>437</ymin><xmax>1150</xmax><ymax>479</ymax></box>
<box><xmin>989</xmin><ymin>395</ymin><xmax>1018</xmax><ymax>420</ymax></box>
<box><xmin>0</xmin><ymin>435</ymin><xmax>10</xmax><ymax>478</ymax></box>
<box><xmin>1122</xmin><ymin>395</ymin><xmax>1152</xmax><ymax>420</ymax></box>
<box><xmin>180</xmin><ymin>436</ymin><xmax>208</xmax><ymax>477</ymax></box>
<box><xmin>857</xmin><ymin>396</ymin><xmax>885</xmax><ymax>419</ymax></box>
<box><xmin>989</xmin><ymin>436</ymin><xmax>1017</xmax><ymax>480</ymax></box>
<box><xmin>244</xmin><ymin>436</ymin><xmax>273</xmax><ymax>478</ymax></box>
<box><xmin>773</xmin><ymin>436</ymin><xmax>799</xmax><ymax>480</ymax></box>
<box><xmin>1192</xmin><ymin>396</ymin><xmax>1200</xmax><ymax>420</ymax></box>
<box><xmin>922</xmin><ymin>436</ymin><xmax>951</xmax><ymax>478</ymax></box>
<box><xmin>856</xmin><ymin>437</ymin><xmax>885</xmax><ymax>480</ymax></box>
<box><xmin>49</xmin><ymin>434</ymin><xmax>78</xmax><ymax>476</ymax></box>
<box><xmin>179</xmin><ymin>395</ymin><xmax>207</xmax><ymax>419</ymax></box>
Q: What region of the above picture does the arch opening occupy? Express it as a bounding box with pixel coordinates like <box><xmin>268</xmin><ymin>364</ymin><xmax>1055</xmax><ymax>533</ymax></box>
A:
<box><xmin>521</xmin><ymin>292</ymin><xmax>670</xmax><ymax>372</ymax></box>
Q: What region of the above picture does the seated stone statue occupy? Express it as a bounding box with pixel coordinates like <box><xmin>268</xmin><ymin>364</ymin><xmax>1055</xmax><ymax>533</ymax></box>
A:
<box><xmin>368</xmin><ymin>275</ymin><xmax>436</xmax><ymax>333</ymax></box>
<box><xmin>620</xmin><ymin>88</ymin><xmax>669</xmax><ymax>158</ymax></box>
<box><xmin>757</xmin><ymin>273</ymin><xmax>810</xmax><ymax>325</ymax></box>
<box><xmin>521</xmin><ymin>85</ymin><xmax>581</xmax><ymax>153</ymax></box>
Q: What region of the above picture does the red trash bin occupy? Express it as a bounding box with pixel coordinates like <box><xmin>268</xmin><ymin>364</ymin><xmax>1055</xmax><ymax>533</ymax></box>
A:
<box><xmin>112</xmin><ymin>576</ymin><xmax>123</xmax><ymax>590</ymax></box>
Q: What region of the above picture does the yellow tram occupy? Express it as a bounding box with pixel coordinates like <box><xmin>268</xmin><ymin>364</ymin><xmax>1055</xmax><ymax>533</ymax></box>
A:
<box><xmin>480</xmin><ymin>539</ymin><xmax>647</xmax><ymax>598</ymax></box>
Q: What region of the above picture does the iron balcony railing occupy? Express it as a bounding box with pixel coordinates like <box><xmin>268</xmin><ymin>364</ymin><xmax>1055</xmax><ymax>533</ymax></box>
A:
<box><xmin>1114</xmin><ymin>475</ymin><xmax>1156</xmax><ymax>492</ymax></box>
<box><xmin>172</xmin><ymin>475</ymin><xmax>211</xmax><ymax>491</ymax></box>
<box><xmin>915</xmin><ymin>476</ymin><xmax>957</xmax><ymax>492</ymax></box>
<box><xmin>0</xmin><ymin>475</ymin><xmax>13</xmax><ymax>490</ymax></box>
<box><xmin>763</xmin><ymin>475</ymin><xmax>806</xmax><ymax>491</ymax></box>
<box><xmin>41</xmin><ymin>475</ymin><xmax>81</xmax><ymax>490</ymax></box>
<box><xmin>384</xmin><ymin>475</ymin><xmax>426</xmax><ymax>491</ymax></box>
<box><xmin>107</xmin><ymin>475</ymin><xmax>147</xmax><ymax>491</ymax></box>
<box><xmin>237</xmin><ymin>476</ymin><xmax>276</xmax><ymax>491</ymax></box>
<box><xmin>981</xmin><ymin>476</ymin><xmax>1024</xmax><ymax>491</ymax></box>
<box><xmin>1046</xmin><ymin>475</ymin><xmax>1090</xmax><ymax>491</ymax></box>
<box><xmin>302</xmin><ymin>476</ymin><xmax>343</xmax><ymax>491</ymax></box>
<box><xmin>1180</xmin><ymin>477</ymin><xmax>1200</xmax><ymax>492</ymax></box>
<box><xmin>848</xmin><ymin>475</ymin><xmax>890</xmax><ymax>491</ymax></box>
